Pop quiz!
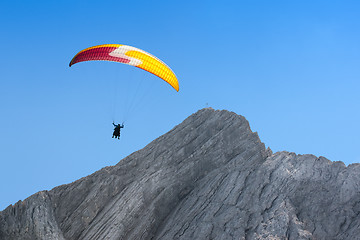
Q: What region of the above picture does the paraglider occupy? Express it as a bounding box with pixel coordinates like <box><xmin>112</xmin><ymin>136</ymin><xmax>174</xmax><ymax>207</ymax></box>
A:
<box><xmin>69</xmin><ymin>44</ymin><xmax>179</xmax><ymax>140</ymax></box>
<box><xmin>69</xmin><ymin>44</ymin><xmax>179</xmax><ymax>91</ymax></box>
<box><xmin>112</xmin><ymin>122</ymin><xmax>124</xmax><ymax>139</ymax></box>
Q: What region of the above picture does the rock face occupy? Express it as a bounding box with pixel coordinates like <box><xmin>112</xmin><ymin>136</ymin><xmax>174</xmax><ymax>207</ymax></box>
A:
<box><xmin>1</xmin><ymin>108</ymin><xmax>359</xmax><ymax>240</ymax></box>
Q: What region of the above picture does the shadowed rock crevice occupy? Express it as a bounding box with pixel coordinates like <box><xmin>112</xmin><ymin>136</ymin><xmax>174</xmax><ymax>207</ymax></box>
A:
<box><xmin>1</xmin><ymin>108</ymin><xmax>359</xmax><ymax>240</ymax></box>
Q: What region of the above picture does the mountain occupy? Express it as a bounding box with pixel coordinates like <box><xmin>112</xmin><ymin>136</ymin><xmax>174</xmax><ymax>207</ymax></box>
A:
<box><xmin>1</xmin><ymin>108</ymin><xmax>359</xmax><ymax>240</ymax></box>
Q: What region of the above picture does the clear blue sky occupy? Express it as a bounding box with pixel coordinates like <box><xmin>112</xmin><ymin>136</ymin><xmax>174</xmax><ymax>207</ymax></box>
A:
<box><xmin>1</xmin><ymin>0</ymin><xmax>359</xmax><ymax>210</ymax></box>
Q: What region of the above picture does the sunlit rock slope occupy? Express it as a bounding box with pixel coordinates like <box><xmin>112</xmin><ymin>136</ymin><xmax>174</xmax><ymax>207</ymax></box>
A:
<box><xmin>1</xmin><ymin>108</ymin><xmax>359</xmax><ymax>240</ymax></box>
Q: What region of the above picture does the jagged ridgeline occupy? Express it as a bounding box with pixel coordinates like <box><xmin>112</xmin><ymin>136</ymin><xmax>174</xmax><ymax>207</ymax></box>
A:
<box><xmin>1</xmin><ymin>108</ymin><xmax>359</xmax><ymax>240</ymax></box>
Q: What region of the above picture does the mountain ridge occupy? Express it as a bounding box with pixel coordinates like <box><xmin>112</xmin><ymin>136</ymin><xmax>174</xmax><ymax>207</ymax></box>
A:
<box><xmin>1</xmin><ymin>108</ymin><xmax>359</xmax><ymax>240</ymax></box>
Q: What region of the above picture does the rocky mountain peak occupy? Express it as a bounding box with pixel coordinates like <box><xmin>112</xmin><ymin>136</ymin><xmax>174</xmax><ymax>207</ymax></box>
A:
<box><xmin>1</xmin><ymin>108</ymin><xmax>359</xmax><ymax>240</ymax></box>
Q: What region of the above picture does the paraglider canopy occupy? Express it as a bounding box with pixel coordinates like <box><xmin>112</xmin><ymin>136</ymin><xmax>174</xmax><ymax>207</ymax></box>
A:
<box><xmin>69</xmin><ymin>44</ymin><xmax>179</xmax><ymax>91</ymax></box>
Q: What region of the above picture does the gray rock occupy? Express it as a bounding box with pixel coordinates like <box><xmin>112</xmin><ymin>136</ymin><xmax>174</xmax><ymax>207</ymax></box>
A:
<box><xmin>1</xmin><ymin>108</ymin><xmax>359</xmax><ymax>240</ymax></box>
